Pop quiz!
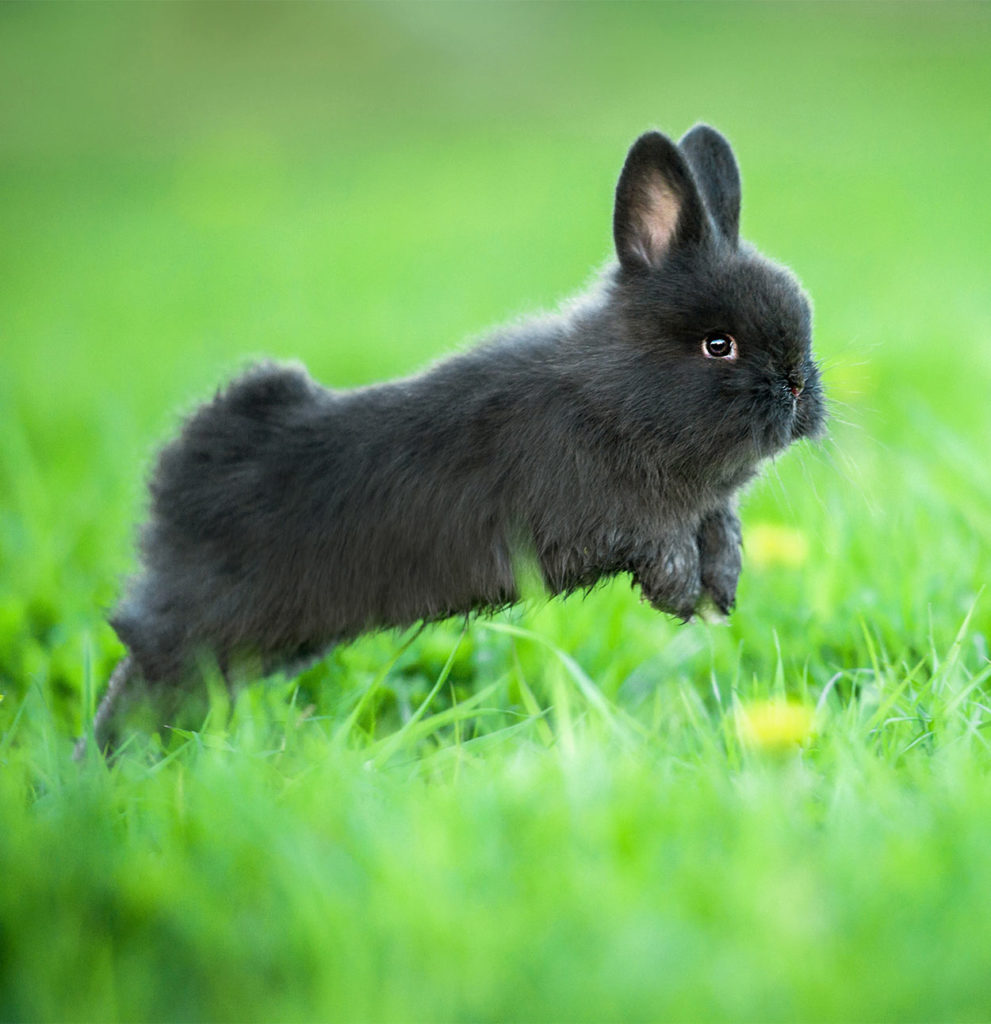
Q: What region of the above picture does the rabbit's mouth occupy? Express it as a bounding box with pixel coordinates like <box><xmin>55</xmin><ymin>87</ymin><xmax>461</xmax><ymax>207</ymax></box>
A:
<box><xmin>749</xmin><ymin>381</ymin><xmax>825</xmax><ymax>459</ymax></box>
<box><xmin>790</xmin><ymin>380</ymin><xmax>827</xmax><ymax>442</ymax></box>
<box><xmin>764</xmin><ymin>362</ymin><xmax>826</xmax><ymax>447</ymax></box>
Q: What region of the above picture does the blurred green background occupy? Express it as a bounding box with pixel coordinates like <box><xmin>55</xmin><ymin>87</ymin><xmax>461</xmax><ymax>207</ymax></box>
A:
<box><xmin>2</xmin><ymin>3</ymin><xmax>991</xmax><ymax>1021</ymax></box>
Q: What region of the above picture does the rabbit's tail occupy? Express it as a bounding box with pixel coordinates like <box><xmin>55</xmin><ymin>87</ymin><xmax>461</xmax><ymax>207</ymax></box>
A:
<box><xmin>73</xmin><ymin>653</ymin><xmax>136</xmax><ymax>761</ymax></box>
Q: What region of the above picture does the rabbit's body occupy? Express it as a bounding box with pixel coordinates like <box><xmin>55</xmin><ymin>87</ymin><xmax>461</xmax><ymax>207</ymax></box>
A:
<box><xmin>84</xmin><ymin>124</ymin><xmax>824</xmax><ymax>753</ymax></box>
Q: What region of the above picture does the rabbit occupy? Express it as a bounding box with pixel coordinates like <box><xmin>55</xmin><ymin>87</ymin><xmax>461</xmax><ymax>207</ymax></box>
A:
<box><xmin>75</xmin><ymin>124</ymin><xmax>825</xmax><ymax>758</ymax></box>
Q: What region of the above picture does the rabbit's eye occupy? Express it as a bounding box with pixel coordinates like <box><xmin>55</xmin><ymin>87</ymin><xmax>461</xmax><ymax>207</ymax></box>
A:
<box><xmin>702</xmin><ymin>333</ymin><xmax>738</xmax><ymax>361</ymax></box>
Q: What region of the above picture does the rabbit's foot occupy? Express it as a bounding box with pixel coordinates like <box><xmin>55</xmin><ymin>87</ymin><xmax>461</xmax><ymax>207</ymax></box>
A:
<box><xmin>698</xmin><ymin>506</ymin><xmax>742</xmax><ymax>615</ymax></box>
<box><xmin>633</xmin><ymin>536</ymin><xmax>702</xmax><ymax>622</ymax></box>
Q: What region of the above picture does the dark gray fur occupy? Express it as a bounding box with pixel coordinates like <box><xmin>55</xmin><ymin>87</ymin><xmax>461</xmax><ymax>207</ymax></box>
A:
<box><xmin>87</xmin><ymin>125</ymin><xmax>823</xmax><ymax>749</ymax></box>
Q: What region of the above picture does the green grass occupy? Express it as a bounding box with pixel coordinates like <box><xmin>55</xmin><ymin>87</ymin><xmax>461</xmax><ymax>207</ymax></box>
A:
<box><xmin>2</xmin><ymin>3</ymin><xmax>991</xmax><ymax>1020</ymax></box>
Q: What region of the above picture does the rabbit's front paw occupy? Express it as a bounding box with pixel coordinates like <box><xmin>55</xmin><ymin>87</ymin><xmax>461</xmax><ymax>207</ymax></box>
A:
<box><xmin>634</xmin><ymin>536</ymin><xmax>702</xmax><ymax>622</ymax></box>
<box><xmin>698</xmin><ymin>506</ymin><xmax>743</xmax><ymax>615</ymax></box>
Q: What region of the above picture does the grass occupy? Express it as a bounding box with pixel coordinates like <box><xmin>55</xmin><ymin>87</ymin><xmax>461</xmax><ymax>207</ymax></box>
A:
<box><xmin>2</xmin><ymin>2</ymin><xmax>991</xmax><ymax>1020</ymax></box>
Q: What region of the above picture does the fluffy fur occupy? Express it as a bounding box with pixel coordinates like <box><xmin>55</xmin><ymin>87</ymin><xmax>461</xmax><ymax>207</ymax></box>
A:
<box><xmin>93</xmin><ymin>125</ymin><xmax>824</xmax><ymax>745</ymax></box>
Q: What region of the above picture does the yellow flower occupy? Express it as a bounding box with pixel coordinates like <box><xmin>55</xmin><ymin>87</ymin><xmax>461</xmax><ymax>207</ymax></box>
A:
<box><xmin>747</xmin><ymin>523</ymin><xmax>809</xmax><ymax>570</ymax></box>
<box><xmin>737</xmin><ymin>698</ymin><xmax>815</xmax><ymax>752</ymax></box>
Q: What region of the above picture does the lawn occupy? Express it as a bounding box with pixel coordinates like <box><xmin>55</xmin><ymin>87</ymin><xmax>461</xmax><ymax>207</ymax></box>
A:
<box><xmin>2</xmin><ymin>3</ymin><xmax>991</xmax><ymax>1020</ymax></box>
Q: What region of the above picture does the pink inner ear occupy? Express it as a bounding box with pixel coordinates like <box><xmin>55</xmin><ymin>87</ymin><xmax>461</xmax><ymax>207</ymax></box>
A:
<box><xmin>634</xmin><ymin>171</ymin><xmax>682</xmax><ymax>266</ymax></box>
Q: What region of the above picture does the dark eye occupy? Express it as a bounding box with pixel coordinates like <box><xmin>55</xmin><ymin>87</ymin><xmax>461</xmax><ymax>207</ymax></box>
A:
<box><xmin>702</xmin><ymin>333</ymin><xmax>737</xmax><ymax>361</ymax></box>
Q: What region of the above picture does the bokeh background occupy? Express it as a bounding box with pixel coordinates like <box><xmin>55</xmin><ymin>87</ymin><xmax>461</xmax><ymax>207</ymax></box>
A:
<box><xmin>2</xmin><ymin>3</ymin><xmax>991</xmax><ymax>1021</ymax></box>
<box><xmin>4</xmin><ymin>1</ymin><xmax>990</xmax><ymax>704</ymax></box>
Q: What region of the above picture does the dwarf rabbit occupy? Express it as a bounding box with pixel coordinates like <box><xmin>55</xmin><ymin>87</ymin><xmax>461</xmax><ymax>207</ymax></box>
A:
<box><xmin>77</xmin><ymin>124</ymin><xmax>824</xmax><ymax>756</ymax></box>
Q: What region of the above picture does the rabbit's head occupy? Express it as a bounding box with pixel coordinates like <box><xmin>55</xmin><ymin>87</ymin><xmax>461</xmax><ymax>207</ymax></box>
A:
<box><xmin>608</xmin><ymin>125</ymin><xmax>825</xmax><ymax>478</ymax></box>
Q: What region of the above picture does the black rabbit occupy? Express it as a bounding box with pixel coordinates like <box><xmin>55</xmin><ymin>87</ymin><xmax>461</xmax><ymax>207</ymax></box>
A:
<box><xmin>78</xmin><ymin>125</ymin><xmax>824</xmax><ymax>756</ymax></box>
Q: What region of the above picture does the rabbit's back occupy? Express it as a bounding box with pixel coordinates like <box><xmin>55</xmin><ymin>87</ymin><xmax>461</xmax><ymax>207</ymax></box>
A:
<box><xmin>111</xmin><ymin>358</ymin><xmax>530</xmax><ymax>681</ymax></box>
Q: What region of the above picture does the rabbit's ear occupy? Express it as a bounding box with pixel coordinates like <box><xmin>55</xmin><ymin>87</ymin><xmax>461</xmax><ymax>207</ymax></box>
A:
<box><xmin>613</xmin><ymin>131</ymin><xmax>708</xmax><ymax>273</ymax></box>
<box><xmin>679</xmin><ymin>124</ymin><xmax>741</xmax><ymax>245</ymax></box>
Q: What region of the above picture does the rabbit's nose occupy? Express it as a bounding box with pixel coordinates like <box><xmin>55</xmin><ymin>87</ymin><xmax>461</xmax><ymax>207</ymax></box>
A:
<box><xmin>787</xmin><ymin>371</ymin><xmax>805</xmax><ymax>398</ymax></box>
